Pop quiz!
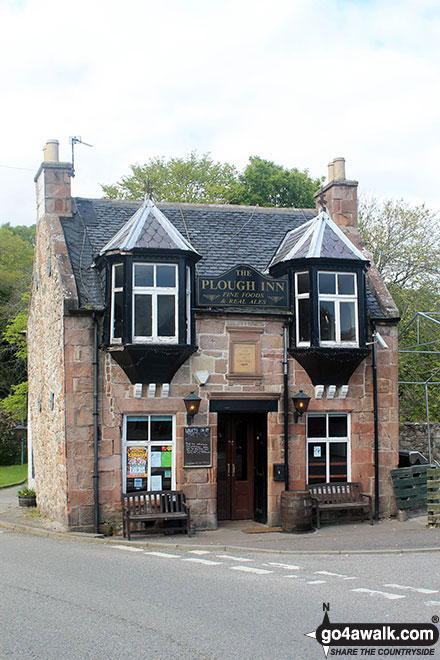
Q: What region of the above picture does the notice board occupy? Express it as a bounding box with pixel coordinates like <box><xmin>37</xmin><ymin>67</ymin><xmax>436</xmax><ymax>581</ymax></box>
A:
<box><xmin>184</xmin><ymin>427</ymin><xmax>211</xmax><ymax>467</ymax></box>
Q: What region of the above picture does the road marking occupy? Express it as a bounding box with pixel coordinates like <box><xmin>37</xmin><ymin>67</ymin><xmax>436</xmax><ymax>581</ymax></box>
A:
<box><xmin>188</xmin><ymin>550</ymin><xmax>211</xmax><ymax>555</ymax></box>
<box><xmin>229</xmin><ymin>566</ymin><xmax>273</xmax><ymax>575</ymax></box>
<box><xmin>384</xmin><ymin>583</ymin><xmax>439</xmax><ymax>595</ymax></box>
<box><xmin>352</xmin><ymin>588</ymin><xmax>405</xmax><ymax>600</ymax></box>
<box><xmin>265</xmin><ymin>562</ymin><xmax>303</xmax><ymax>570</ymax></box>
<box><xmin>217</xmin><ymin>554</ymin><xmax>254</xmax><ymax>562</ymax></box>
<box><xmin>111</xmin><ymin>545</ymin><xmax>144</xmax><ymax>552</ymax></box>
<box><xmin>144</xmin><ymin>551</ymin><xmax>181</xmax><ymax>558</ymax></box>
<box><xmin>182</xmin><ymin>558</ymin><xmax>223</xmax><ymax>565</ymax></box>
<box><xmin>307</xmin><ymin>580</ymin><xmax>327</xmax><ymax>584</ymax></box>
<box><xmin>315</xmin><ymin>570</ymin><xmax>357</xmax><ymax>580</ymax></box>
<box><xmin>425</xmin><ymin>601</ymin><xmax>440</xmax><ymax>607</ymax></box>
<box><xmin>284</xmin><ymin>575</ymin><xmax>300</xmax><ymax>579</ymax></box>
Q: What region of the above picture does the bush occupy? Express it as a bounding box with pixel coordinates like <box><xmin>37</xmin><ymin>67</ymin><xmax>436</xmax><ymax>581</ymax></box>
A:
<box><xmin>0</xmin><ymin>411</ymin><xmax>22</xmax><ymax>465</ymax></box>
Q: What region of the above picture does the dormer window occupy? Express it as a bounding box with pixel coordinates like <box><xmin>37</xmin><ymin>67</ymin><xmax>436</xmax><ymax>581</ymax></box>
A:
<box><xmin>318</xmin><ymin>271</ymin><xmax>358</xmax><ymax>346</ymax></box>
<box><xmin>98</xmin><ymin>198</ymin><xmax>201</xmax><ymax>384</ymax></box>
<box><xmin>133</xmin><ymin>263</ymin><xmax>178</xmax><ymax>343</ymax></box>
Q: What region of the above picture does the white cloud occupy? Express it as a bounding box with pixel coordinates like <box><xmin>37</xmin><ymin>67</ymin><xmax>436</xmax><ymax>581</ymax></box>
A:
<box><xmin>1</xmin><ymin>0</ymin><xmax>440</xmax><ymax>225</ymax></box>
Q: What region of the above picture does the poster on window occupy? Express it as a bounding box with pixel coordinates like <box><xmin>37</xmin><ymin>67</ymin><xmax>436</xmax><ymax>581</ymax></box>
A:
<box><xmin>126</xmin><ymin>446</ymin><xmax>148</xmax><ymax>478</ymax></box>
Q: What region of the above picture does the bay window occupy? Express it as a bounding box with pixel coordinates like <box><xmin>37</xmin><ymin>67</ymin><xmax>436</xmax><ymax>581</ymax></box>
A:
<box><xmin>295</xmin><ymin>271</ymin><xmax>310</xmax><ymax>346</ymax></box>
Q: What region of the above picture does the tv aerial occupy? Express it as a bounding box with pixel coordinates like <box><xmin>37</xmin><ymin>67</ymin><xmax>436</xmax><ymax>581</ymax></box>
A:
<box><xmin>69</xmin><ymin>136</ymin><xmax>93</xmax><ymax>177</ymax></box>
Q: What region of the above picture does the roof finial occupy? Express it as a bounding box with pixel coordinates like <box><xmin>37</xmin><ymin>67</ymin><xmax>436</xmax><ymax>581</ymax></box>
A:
<box><xmin>144</xmin><ymin>176</ymin><xmax>153</xmax><ymax>202</ymax></box>
<box><xmin>317</xmin><ymin>191</ymin><xmax>327</xmax><ymax>213</ymax></box>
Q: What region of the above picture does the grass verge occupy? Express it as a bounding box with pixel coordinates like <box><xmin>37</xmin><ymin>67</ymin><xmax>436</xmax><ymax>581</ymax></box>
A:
<box><xmin>0</xmin><ymin>464</ymin><xmax>28</xmax><ymax>488</ymax></box>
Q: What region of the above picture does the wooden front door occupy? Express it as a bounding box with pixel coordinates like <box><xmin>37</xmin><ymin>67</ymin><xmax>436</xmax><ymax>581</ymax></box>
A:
<box><xmin>217</xmin><ymin>414</ymin><xmax>257</xmax><ymax>520</ymax></box>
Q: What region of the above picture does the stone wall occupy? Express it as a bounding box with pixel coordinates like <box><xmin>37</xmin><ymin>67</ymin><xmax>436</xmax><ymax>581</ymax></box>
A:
<box><xmin>399</xmin><ymin>422</ymin><xmax>440</xmax><ymax>463</ymax></box>
<box><xmin>27</xmin><ymin>212</ymin><xmax>77</xmax><ymax>526</ymax></box>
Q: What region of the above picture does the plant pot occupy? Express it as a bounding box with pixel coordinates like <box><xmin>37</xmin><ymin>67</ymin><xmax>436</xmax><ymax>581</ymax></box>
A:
<box><xmin>18</xmin><ymin>495</ymin><xmax>37</xmax><ymax>507</ymax></box>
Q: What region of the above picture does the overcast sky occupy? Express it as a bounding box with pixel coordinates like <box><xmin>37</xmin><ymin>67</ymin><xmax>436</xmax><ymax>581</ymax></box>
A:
<box><xmin>1</xmin><ymin>0</ymin><xmax>439</xmax><ymax>226</ymax></box>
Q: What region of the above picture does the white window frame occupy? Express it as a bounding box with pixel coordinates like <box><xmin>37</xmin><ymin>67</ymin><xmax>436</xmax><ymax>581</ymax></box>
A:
<box><xmin>306</xmin><ymin>413</ymin><xmax>351</xmax><ymax>484</ymax></box>
<box><xmin>122</xmin><ymin>414</ymin><xmax>176</xmax><ymax>493</ymax></box>
<box><xmin>295</xmin><ymin>271</ymin><xmax>311</xmax><ymax>347</ymax></box>
<box><xmin>318</xmin><ymin>271</ymin><xmax>358</xmax><ymax>347</ymax></box>
<box><xmin>110</xmin><ymin>263</ymin><xmax>124</xmax><ymax>344</ymax></box>
<box><xmin>132</xmin><ymin>263</ymin><xmax>178</xmax><ymax>344</ymax></box>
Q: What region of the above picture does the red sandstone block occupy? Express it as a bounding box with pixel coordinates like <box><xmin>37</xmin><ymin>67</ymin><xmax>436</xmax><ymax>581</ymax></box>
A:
<box><xmin>197</xmin><ymin>483</ymin><xmax>216</xmax><ymax>499</ymax></box>
<box><xmin>186</xmin><ymin>469</ymin><xmax>208</xmax><ymax>484</ymax></box>
<box><xmin>199</xmin><ymin>319</ymin><xmax>226</xmax><ymax>335</ymax></box>
<box><xmin>68</xmin><ymin>490</ymin><xmax>93</xmax><ymax>506</ymax></box>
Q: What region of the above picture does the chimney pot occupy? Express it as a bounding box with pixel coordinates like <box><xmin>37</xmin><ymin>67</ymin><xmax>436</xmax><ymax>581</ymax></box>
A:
<box><xmin>333</xmin><ymin>157</ymin><xmax>346</xmax><ymax>180</ymax></box>
<box><xmin>43</xmin><ymin>139</ymin><xmax>59</xmax><ymax>162</ymax></box>
<box><xmin>327</xmin><ymin>162</ymin><xmax>335</xmax><ymax>182</ymax></box>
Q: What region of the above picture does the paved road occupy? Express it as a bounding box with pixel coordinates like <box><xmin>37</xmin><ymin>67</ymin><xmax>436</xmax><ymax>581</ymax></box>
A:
<box><xmin>1</xmin><ymin>530</ymin><xmax>439</xmax><ymax>659</ymax></box>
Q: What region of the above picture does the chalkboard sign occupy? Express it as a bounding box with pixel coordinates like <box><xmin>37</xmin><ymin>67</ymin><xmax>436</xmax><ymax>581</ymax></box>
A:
<box><xmin>184</xmin><ymin>427</ymin><xmax>211</xmax><ymax>467</ymax></box>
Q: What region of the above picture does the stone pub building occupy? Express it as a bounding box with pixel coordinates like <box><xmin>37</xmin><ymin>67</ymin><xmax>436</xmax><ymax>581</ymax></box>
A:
<box><xmin>27</xmin><ymin>141</ymin><xmax>399</xmax><ymax>532</ymax></box>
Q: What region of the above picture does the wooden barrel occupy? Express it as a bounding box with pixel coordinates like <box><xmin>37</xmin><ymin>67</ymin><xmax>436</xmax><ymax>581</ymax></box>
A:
<box><xmin>280</xmin><ymin>490</ymin><xmax>313</xmax><ymax>532</ymax></box>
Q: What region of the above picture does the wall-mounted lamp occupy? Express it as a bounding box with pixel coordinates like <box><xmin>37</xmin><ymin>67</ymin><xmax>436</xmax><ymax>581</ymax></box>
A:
<box><xmin>183</xmin><ymin>391</ymin><xmax>202</xmax><ymax>425</ymax></box>
<box><xmin>292</xmin><ymin>389</ymin><xmax>311</xmax><ymax>423</ymax></box>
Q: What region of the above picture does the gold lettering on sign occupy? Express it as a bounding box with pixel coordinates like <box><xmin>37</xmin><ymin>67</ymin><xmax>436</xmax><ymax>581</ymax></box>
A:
<box><xmin>233</xmin><ymin>343</ymin><xmax>256</xmax><ymax>374</ymax></box>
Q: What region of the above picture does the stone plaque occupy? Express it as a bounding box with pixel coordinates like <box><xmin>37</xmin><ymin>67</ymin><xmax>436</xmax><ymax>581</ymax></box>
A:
<box><xmin>232</xmin><ymin>343</ymin><xmax>256</xmax><ymax>374</ymax></box>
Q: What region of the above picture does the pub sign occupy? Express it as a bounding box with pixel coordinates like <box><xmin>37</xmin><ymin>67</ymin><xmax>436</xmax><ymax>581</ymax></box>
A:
<box><xmin>196</xmin><ymin>265</ymin><xmax>289</xmax><ymax>309</ymax></box>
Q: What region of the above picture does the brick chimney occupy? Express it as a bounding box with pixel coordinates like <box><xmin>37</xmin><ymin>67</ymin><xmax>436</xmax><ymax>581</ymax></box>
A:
<box><xmin>314</xmin><ymin>157</ymin><xmax>358</xmax><ymax>229</ymax></box>
<box><xmin>34</xmin><ymin>139</ymin><xmax>72</xmax><ymax>220</ymax></box>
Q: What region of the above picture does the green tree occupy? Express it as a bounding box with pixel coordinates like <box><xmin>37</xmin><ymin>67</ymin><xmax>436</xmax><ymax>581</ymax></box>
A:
<box><xmin>102</xmin><ymin>152</ymin><xmax>240</xmax><ymax>204</ymax></box>
<box><xmin>359</xmin><ymin>198</ymin><xmax>440</xmax><ymax>289</ymax></box>
<box><xmin>359</xmin><ymin>198</ymin><xmax>440</xmax><ymax>421</ymax></box>
<box><xmin>0</xmin><ymin>225</ymin><xmax>34</xmax><ymax>406</ymax></box>
<box><xmin>102</xmin><ymin>153</ymin><xmax>323</xmax><ymax>208</ymax></box>
<box><xmin>236</xmin><ymin>156</ymin><xmax>323</xmax><ymax>208</ymax></box>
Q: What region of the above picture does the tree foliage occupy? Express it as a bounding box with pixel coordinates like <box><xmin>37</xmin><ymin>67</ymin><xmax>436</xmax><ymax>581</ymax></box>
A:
<box><xmin>0</xmin><ymin>225</ymin><xmax>34</xmax><ymax>412</ymax></box>
<box><xmin>236</xmin><ymin>156</ymin><xmax>323</xmax><ymax>208</ymax></box>
<box><xmin>102</xmin><ymin>152</ymin><xmax>240</xmax><ymax>204</ymax></box>
<box><xmin>359</xmin><ymin>198</ymin><xmax>440</xmax><ymax>422</ymax></box>
<box><xmin>359</xmin><ymin>198</ymin><xmax>440</xmax><ymax>289</ymax></box>
<box><xmin>102</xmin><ymin>152</ymin><xmax>323</xmax><ymax>208</ymax></box>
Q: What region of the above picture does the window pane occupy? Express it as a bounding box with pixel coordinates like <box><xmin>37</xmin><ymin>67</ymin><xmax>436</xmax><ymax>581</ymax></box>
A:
<box><xmin>338</xmin><ymin>273</ymin><xmax>355</xmax><ymax>295</ymax></box>
<box><xmin>150</xmin><ymin>445</ymin><xmax>173</xmax><ymax>491</ymax></box>
<box><xmin>320</xmin><ymin>300</ymin><xmax>335</xmax><ymax>341</ymax></box>
<box><xmin>329</xmin><ymin>443</ymin><xmax>347</xmax><ymax>482</ymax></box>
<box><xmin>158</xmin><ymin>295</ymin><xmax>175</xmax><ymax>336</ymax></box>
<box><xmin>134</xmin><ymin>294</ymin><xmax>152</xmax><ymax>336</ymax></box>
<box><xmin>308</xmin><ymin>442</ymin><xmax>327</xmax><ymax>484</ymax></box>
<box><xmin>319</xmin><ymin>272</ymin><xmax>336</xmax><ymax>294</ymax></box>
<box><xmin>151</xmin><ymin>418</ymin><xmax>173</xmax><ymax>442</ymax></box>
<box><xmin>113</xmin><ymin>291</ymin><xmax>123</xmax><ymax>339</ymax></box>
<box><xmin>307</xmin><ymin>415</ymin><xmax>326</xmax><ymax>438</ymax></box>
<box><xmin>298</xmin><ymin>298</ymin><xmax>310</xmax><ymax>343</ymax></box>
<box><xmin>126</xmin><ymin>420</ymin><xmax>149</xmax><ymax>442</ymax></box>
<box><xmin>134</xmin><ymin>264</ymin><xmax>153</xmax><ymax>287</ymax></box>
<box><xmin>157</xmin><ymin>265</ymin><xmax>176</xmax><ymax>287</ymax></box>
<box><xmin>340</xmin><ymin>302</ymin><xmax>356</xmax><ymax>341</ymax></box>
<box><xmin>114</xmin><ymin>264</ymin><xmax>124</xmax><ymax>288</ymax></box>
<box><xmin>329</xmin><ymin>415</ymin><xmax>347</xmax><ymax>437</ymax></box>
<box><xmin>296</xmin><ymin>272</ymin><xmax>309</xmax><ymax>295</ymax></box>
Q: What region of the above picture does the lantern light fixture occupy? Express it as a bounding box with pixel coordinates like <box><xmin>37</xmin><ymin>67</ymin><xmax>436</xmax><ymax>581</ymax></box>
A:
<box><xmin>292</xmin><ymin>389</ymin><xmax>311</xmax><ymax>423</ymax></box>
<box><xmin>183</xmin><ymin>391</ymin><xmax>202</xmax><ymax>425</ymax></box>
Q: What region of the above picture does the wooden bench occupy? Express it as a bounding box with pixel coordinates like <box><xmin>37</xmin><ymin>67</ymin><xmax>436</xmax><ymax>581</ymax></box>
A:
<box><xmin>308</xmin><ymin>482</ymin><xmax>373</xmax><ymax>528</ymax></box>
<box><xmin>122</xmin><ymin>490</ymin><xmax>191</xmax><ymax>540</ymax></box>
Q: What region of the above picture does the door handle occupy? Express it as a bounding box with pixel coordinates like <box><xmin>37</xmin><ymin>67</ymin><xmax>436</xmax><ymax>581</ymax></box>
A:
<box><xmin>227</xmin><ymin>463</ymin><xmax>230</xmax><ymax>477</ymax></box>
<box><xmin>232</xmin><ymin>464</ymin><xmax>235</xmax><ymax>478</ymax></box>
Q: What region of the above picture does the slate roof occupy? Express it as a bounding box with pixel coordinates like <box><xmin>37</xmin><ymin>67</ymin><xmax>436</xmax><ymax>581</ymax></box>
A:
<box><xmin>269</xmin><ymin>210</ymin><xmax>368</xmax><ymax>266</ymax></box>
<box><xmin>100</xmin><ymin>198</ymin><xmax>200</xmax><ymax>256</ymax></box>
<box><xmin>59</xmin><ymin>198</ymin><xmax>384</xmax><ymax>318</ymax></box>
